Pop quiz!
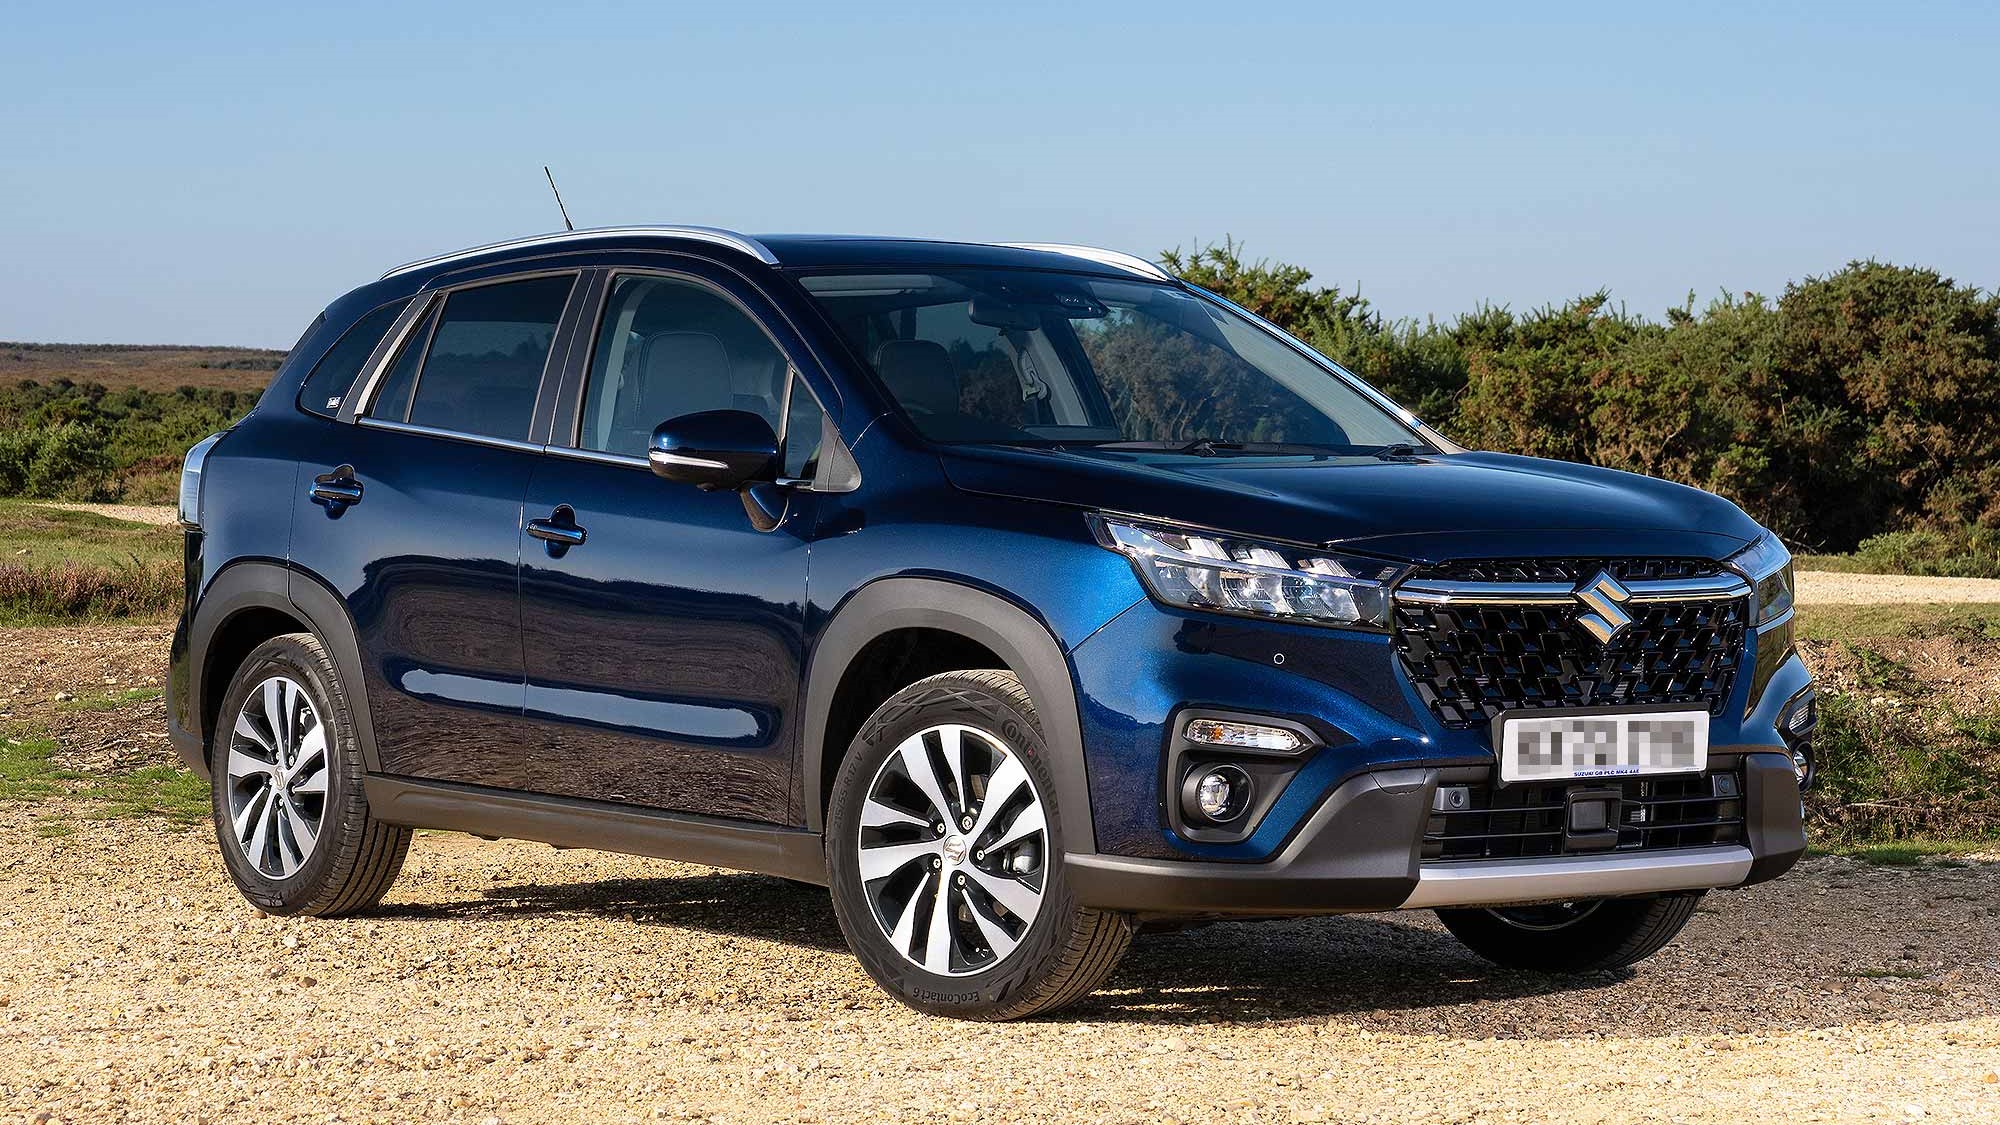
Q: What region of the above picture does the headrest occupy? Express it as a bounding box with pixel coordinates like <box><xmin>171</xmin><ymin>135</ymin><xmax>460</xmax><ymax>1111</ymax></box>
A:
<box><xmin>637</xmin><ymin>332</ymin><xmax>732</xmax><ymax>416</ymax></box>
<box><xmin>873</xmin><ymin>339</ymin><xmax>959</xmax><ymax>417</ymax></box>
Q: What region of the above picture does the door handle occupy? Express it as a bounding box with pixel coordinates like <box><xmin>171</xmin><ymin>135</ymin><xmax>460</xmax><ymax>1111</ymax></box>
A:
<box><xmin>309</xmin><ymin>466</ymin><xmax>363</xmax><ymax>514</ymax></box>
<box><xmin>527</xmin><ymin>505</ymin><xmax>587</xmax><ymax>555</ymax></box>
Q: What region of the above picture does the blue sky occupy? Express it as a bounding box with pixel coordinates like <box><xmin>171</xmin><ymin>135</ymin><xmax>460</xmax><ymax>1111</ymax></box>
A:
<box><xmin>4</xmin><ymin>1</ymin><xmax>1996</xmax><ymax>346</ymax></box>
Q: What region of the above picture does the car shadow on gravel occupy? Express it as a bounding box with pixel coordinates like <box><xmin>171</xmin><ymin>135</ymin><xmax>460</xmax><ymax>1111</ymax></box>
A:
<box><xmin>375</xmin><ymin>871</ymin><xmax>1651</xmax><ymax>1028</ymax></box>
<box><xmin>374</xmin><ymin>872</ymin><xmax>854</xmax><ymax>953</ymax></box>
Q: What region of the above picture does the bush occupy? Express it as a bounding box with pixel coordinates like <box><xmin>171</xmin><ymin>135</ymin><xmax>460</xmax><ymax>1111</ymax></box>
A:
<box><xmin>1171</xmin><ymin>242</ymin><xmax>2000</xmax><ymax>561</ymax></box>
<box><xmin>1845</xmin><ymin>528</ymin><xmax>2000</xmax><ymax>579</ymax></box>
<box><xmin>0</xmin><ymin>380</ymin><xmax>250</xmax><ymax>502</ymax></box>
<box><xmin>1809</xmin><ymin>690</ymin><xmax>2000</xmax><ymax>842</ymax></box>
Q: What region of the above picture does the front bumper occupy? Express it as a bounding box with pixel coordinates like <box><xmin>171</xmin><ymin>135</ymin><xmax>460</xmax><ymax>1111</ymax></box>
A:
<box><xmin>1065</xmin><ymin>752</ymin><xmax>1806</xmax><ymax>918</ymax></box>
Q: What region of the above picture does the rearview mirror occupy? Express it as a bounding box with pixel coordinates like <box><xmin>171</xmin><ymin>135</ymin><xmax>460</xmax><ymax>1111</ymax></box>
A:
<box><xmin>648</xmin><ymin>410</ymin><xmax>778</xmax><ymax>491</ymax></box>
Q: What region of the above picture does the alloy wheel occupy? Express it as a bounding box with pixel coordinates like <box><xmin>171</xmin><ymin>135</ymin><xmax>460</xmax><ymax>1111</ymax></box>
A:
<box><xmin>224</xmin><ymin>675</ymin><xmax>330</xmax><ymax>879</ymax></box>
<box><xmin>855</xmin><ymin>723</ymin><xmax>1049</xmax><ymax>976</ymax></box>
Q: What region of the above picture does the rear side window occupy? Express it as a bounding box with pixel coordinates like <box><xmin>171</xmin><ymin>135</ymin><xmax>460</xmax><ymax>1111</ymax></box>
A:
<box><xmin>369</xmin><ymin>274</ymin><xmax>576</xmax><ymax>441</ymax></box>
<box><xmin>297</xmin><ymin>301</ymin><xmax>405</xmax><ymax>417</ymax></box>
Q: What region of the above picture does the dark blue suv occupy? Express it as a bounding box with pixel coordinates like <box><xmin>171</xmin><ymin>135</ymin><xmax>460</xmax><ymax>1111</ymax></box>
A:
<box><xmin>170</xmin><ymin>228</ymin><xmax>1814</xmax><ymax>1019</ymax></box>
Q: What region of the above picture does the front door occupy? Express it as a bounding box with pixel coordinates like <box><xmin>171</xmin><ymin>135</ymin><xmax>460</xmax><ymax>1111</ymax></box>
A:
<box><xmin>518</xmin><ymin>269</ymin><xmax>823</xmax><ymax>822</ymax></box>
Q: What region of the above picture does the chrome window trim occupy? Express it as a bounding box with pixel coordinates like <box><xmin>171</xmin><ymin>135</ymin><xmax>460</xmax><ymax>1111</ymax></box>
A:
<box><xmin>381</xmin><ymin>226</ymin><xmax>780</xmax><ymax>279</ymax></box>
<box><xmin>1394</xmin><ymin>574</ymin><xmax>1753</xmax><ymax>606</ymax></box>
<box><xmin>544</xmin><ymin>444</ymin><xmax>646</xmax><ymax>470</ymax></box>
<box><xmin>340</xmin><ymin>293</ymin><xmax>439</xmax><ymax>424</ymax></box>
<box><xmin>356</xmin><ymin>416</ymin><xmax>547</xmax><ymax>456</ymax></box>
<box><xmin>993</xmin><ymin>242</ymin><xmax>1174</xmax><ymax>282</ymax></box>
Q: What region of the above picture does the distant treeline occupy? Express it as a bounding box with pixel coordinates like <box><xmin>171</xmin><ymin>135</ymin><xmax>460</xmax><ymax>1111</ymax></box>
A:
<box><xmin>1168</xmin><ymin>243</ymin><xmax>2000</xmax><ymax>573</ymax></box>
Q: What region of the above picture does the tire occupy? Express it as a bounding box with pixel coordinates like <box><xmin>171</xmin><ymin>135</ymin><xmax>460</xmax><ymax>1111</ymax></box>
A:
<box><xmin>209</xmin><ymin>633</ymin><xmax>411</xmax><ymax>917</ymax></box>
<box><xmin>1436</xmin><ymin>892</ymin><xmax>1703</xmax><ymax>972</ymax></box>
<box><xmin>825</xmin><ymin>670</ymin><xmax>1132</xmax><ymax>1020</ymax></box>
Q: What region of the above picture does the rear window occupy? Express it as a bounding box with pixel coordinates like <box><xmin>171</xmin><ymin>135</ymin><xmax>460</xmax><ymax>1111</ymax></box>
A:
<box><xmin>296</xmin><ymin>302</ymin><xmax>406</xmax><ymax>418</ymax></box>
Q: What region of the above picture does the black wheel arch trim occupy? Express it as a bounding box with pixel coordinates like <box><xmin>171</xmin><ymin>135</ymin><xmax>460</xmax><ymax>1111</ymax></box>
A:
<box><xmin>799</xmin><ymin>576</ymin><xmax>1098</xmax><ymax>852</ymax></box>
<box><xmin>183</xmin><ymin>559</ymin><xmax>382</xmax><ymax>777</ymax></box>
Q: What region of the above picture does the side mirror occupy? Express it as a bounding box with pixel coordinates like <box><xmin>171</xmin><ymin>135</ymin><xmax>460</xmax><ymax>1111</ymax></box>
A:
<box><xmin>648</xmin><ymin>410</ymin><xmax>778</xmax><ymax>491</ymax></box>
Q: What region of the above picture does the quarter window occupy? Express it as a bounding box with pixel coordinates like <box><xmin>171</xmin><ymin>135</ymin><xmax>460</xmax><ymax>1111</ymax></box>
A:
<box><xmin>577</xmin><ymin>275</ymin><xmax>791</xmax><ymax>457</ymax></box>
<box><xmin>298</xmin><ymin>301</ymin><xmax>405</xmax><ymax>418</ymax></box>
<box><xmin>368</xmin><ymin>274</ymin><xmax>576</xmax><ymax>441</ymax></box>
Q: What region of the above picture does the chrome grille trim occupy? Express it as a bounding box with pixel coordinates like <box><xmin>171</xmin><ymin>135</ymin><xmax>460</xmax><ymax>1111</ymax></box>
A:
<box><xmin>1395</xmin><ymin>574</ymin><xmax>1751</xmax><ymax>606</ymax></box>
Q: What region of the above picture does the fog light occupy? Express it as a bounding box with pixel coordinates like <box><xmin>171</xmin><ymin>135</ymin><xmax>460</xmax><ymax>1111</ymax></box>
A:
<box><xmin>1183</xmin><ymin>718</ymin><xmax>1303</xmax><ymax>754</ymax></box>
<box><xmin>1182</xmin><ymin>764</ymin><xmax>1251</xmax><ymax>824</ymax></box>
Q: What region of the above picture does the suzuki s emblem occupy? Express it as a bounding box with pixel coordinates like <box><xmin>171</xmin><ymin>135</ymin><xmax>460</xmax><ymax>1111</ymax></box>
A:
<box><xmin>1573</xmin><ymin>569</ymin><xmax>1636</xmax><ymax>645</ymax></box>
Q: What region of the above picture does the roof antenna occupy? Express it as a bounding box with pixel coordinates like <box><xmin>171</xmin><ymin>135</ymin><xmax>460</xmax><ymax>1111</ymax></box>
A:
<box><xmin>543</xmin><ymin>165</ymin><xmax>574</xmax><ymax>232</ymax></box>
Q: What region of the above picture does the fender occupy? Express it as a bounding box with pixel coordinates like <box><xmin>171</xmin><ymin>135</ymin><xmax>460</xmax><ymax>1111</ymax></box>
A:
<box><xmin>800</xmin><ymin>576</ymin><xmax>1098</xmax><ymax>853</ymax></box>
<box><xmin>184</xmin><ymin>559</ymin><xmax>383</xmax><ymax>775</ymax></box>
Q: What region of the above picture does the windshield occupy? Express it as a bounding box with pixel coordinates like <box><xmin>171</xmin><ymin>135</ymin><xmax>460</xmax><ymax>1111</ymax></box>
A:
<box><xmin>796</xmin><ymin>268</ymin><xmax>1426</xmax><ymax>452</ymax></box>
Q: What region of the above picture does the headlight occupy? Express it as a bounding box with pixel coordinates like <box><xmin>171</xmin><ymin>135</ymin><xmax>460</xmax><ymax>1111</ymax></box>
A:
<box><xmin>1090</xmin><ymin>515</ymin><xmax>1407</xmax><ymax>628</ymax></box>
<box><xmin>1728</xmin><ymin>529</ymin><xmax>1794</xmax><ymax>626</ymax></box>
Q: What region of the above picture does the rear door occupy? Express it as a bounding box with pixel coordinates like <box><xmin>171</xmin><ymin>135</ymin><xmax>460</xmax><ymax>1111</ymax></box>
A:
<box><xmin>294</xmin><ymin>270</ymin><xmax>582</xmax><ymax>788</ymax></box>
<box><xmin>518</xmin><ymin>264</ymin><xmax>826</xmax><ymax>822</ymax></box>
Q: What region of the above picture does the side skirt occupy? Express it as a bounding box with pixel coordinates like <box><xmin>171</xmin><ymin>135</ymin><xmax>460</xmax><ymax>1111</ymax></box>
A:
<box><xmin>364</xmin><ymin>775</ymin><xmax>829</xmax><ymax>885</ymax></box>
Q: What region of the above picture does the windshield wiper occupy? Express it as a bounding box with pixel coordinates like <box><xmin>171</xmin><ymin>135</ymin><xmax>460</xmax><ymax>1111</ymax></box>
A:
<box><xmin>1366</xmin><ymin>441</ymin><xmax>1429</xmax><ymax>461</ymax></box>
<box><xmin>1087</xmin><ymin>438</ymin><xmax>1244</xmax><ymax>457</ymax></box>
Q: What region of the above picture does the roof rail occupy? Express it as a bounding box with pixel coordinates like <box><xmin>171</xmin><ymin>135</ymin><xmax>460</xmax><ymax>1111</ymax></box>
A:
<box><xmin>994</xmin><ymin>242</ymin><xmax>1174</xmax><ymax>282</ymax></box>
<box><xmin>380</xmin><ymin>225</ymin><xmax>781</xmax><ymax>279</ymax></box>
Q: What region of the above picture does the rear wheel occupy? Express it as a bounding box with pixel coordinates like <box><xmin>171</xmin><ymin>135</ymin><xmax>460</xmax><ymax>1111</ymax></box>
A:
<box><xmin>210</xmin><ymin>633</ymin><xmax>411</xmax><ymax>917</ymax></box>
<box><xmin>1437</xmin><ymin>892</ymin><xmax>1703</xmax><ymax>972</ymax></box>
<box><xmin>826</xmin><ymin>670</ymin><xmax>1132</xmax><ymax>1020</ymax></box>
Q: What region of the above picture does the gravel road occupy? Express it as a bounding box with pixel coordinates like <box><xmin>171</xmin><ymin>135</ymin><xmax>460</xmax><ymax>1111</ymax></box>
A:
<box><xmin>1</xmin><ymin>809</ymin><xmax>1996</xmax><ymax>1124</ymax></box>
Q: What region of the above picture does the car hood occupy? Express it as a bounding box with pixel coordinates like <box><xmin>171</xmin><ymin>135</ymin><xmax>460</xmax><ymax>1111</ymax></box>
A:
<box><xmin>936</xmin><ymin>446</ymin><xmax>1762</xmax><ymax>563</ymax></box>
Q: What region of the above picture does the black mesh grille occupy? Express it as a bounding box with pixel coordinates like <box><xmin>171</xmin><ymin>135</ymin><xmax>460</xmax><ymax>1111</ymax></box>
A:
<box><xmin>1392</xmin><ymin>561</ymin><xmax>1748</xmax><ymax>730</ymax></box>
<box><xmin>1423</xmin><ymin>770</ymin><xmax>1745</xmax><ymax>861</ymax></box>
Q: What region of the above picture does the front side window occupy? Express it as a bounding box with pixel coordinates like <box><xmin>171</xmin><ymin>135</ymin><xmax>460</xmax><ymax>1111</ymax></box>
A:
<box><xmin>368</xmin><ymin>274</ymin><xmax>575</xmax><ymax>440</ymax></box>
<box><xmin>577</xmin><ymin>274</ymin><xmax>792</xmax><ymax>457</ymax></box>
<box><xmin>797</xmin><ymin>269</ymin><xmax>1424</xmax><ymax>453</ymax></box>
<box><xmin>298</xmin><ymin>301</ymin><xmax>405</xmax><ymax>418</ymax></box>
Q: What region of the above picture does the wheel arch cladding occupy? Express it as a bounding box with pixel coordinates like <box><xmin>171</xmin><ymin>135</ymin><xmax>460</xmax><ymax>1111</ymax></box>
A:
<box><xmin>802</xmin><ymin>577</ymin><xmax>1097</xmax><ymax>852</ymax></box>
<box><xmin>188</xmin><ymin>560</ymin><xmax>382</xmax><ymax>775</ymax></box>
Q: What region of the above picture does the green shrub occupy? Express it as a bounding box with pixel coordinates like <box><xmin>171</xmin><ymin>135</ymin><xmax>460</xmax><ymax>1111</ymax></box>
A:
<box><xmin>1172</xmin><ymin>243</ymin><xmax>2000</xmax><ymax>563</ymax></box>
<box><xmin>1846</xmin><ymin>528</ymin><xmax>2000</xmax><ymax>579</ymax></box>
<box><xmin>1808</xmin><ymin>690</ymin><xmax>2000</xmax><ymax>843</ymax></box>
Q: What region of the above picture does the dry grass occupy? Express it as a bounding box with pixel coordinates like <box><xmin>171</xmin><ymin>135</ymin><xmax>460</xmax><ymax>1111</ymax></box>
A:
<box><xmin>0</xmin><ymin>341</ymin><xmax>283</xmax><ymax>393</ymax></box>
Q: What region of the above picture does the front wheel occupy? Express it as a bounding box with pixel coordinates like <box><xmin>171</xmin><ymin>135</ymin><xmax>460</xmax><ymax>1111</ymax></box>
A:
<box><xmin>1437</xmin><ymin>892</ymin><xmax>1703</xmax><ymax>972</ymax></box>
<box><xmin>825</xmin><ymin>670</ymin><xmax>1132</xmax><ymax>1020</ymax></box>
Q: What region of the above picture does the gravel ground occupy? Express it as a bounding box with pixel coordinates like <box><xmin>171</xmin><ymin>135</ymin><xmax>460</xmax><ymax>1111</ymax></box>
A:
<box><xmin>25</xmin><ymin>502</ymin><xmax>180</xmax><ymax>527</ymax></box>
<box><xmin>3</xmin><ymin>583</ymin><xmax>1999</xmax><ymax>1121</ymax></box>
<box><xmin>0</xmin><ymin>813</ymin><xmax>1996</xmax><ymax>1124</ymax></box>
<box><xmin>1796</xmin><ymin>570</ymin><xmax>2000</xmax><ymax>605</ymax></box>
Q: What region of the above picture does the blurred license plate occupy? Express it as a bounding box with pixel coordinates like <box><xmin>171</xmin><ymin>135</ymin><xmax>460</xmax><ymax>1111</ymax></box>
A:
<box><xmin>1497</xmin><ymin>710</ymin><xmax>1709</xmax><ymax>783</ymax></box>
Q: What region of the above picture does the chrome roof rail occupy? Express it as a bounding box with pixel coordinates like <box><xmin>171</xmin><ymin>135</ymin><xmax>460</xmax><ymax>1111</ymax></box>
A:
<box><xmin>381</xmin><ymin>225</ymin><xmax>781</xmax><ymax>279</ymax></box>
<box><xmin>994</xmin><ymin>242</ymin><xmax>1174</xmax><ymax>282</ymax></box>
